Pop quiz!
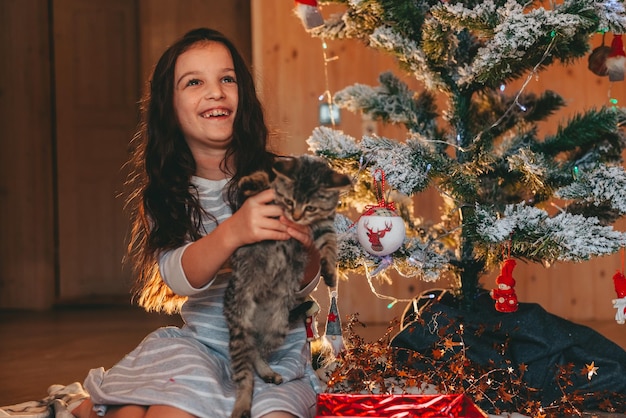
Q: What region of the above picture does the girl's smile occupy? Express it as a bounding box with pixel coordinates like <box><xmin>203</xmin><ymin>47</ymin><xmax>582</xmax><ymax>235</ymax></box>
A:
<box><xmin>174</xmin><ymin>41</ymin><xmax>238</xmax><ymax>154</ymax></box>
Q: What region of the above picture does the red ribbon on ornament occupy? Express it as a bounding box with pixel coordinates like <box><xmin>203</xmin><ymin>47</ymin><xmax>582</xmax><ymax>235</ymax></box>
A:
<box><xmin>501</xmin><ymin>236</ymin><xmax>512</xmax><ymax>261</ymax></box>
<box><xmin>348</xmin><ymin>169</ymin><xmax>397</xmax><ymax>229</ymax></box>
<box><xmin>362</xmin><ymin>168</ymin><xmax>397</xmax><ymax>215</ymax></box>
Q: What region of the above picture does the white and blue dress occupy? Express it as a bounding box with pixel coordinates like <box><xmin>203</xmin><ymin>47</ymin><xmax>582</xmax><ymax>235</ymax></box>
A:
<box><xmin>83</xmin><ymin>177</ymin><xmax>322</xmax><ymax>418</ymax></box>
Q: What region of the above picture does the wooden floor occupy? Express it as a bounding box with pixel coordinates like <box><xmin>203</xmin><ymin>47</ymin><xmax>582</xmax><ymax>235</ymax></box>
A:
<box><xmin>1</xmin><ymin>305</ymin><xmax>625</xmax><ymax>410</ymax></box>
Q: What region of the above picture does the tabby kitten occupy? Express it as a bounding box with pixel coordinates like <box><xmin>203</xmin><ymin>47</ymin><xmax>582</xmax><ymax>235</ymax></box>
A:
<box><xmin>224</xmin><ymin>155</ymin><xmax>351</xmax><ymax>418</ymax></box>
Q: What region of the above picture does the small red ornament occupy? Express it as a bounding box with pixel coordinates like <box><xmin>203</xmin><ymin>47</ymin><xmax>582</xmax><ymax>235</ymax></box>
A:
<box><xmin>614</xmin><ymin>270</ymin><xmax>626</xmax><ymax>298</ymax></box>
<box><xmin>304</xmin><ymin>299</ymin><xmax>320</xmax><ymax>341</ymax></box>
<box><xmin>613</xmin><ymin>270</ymin><xmax>626</xmax><ymax>324</ymax></box>
<box><xmin>606</xmin><ymin>34</ymin><xmax>626</xmax><ymax>81</ymax></box>
<box><xmin>490</xmin><ymin>258</ymin><xmax>519</xmax><ymax>313</ymax></box>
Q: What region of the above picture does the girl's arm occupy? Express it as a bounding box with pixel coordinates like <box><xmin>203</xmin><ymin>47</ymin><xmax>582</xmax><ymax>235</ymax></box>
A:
<box><xmin>181</xmin><ymin>188</ymin><xmax>291</xmax><ymax>289</ymax></box>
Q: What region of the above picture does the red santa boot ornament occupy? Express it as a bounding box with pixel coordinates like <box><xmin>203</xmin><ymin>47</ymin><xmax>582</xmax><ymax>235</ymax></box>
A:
<box><xmin>490</xmin><ymin>259</ymin><xmax>519</xmax><ymax>313</ymax></box>
<box><xmin>607</xmin><ymin>34</ymin><xmax>626</xmax><ymax>82</ymax></box>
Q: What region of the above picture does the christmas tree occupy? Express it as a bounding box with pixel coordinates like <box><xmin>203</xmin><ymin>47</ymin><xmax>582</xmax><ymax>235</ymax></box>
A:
<box><xmin>293</xmin><ymin>1</ymin><xmax>626</xmax><ymax>414</ymax></box>
<box><xmin>296</xmin><ymin>0</ymin><xmax>626</xmax><ymax>311</ymax></box>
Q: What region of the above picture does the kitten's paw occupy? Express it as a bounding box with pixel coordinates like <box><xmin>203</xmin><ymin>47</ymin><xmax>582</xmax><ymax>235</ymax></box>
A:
<box><xmin>229</xmin><ymin>407</ymin><xmax>251</xmax><ymax>418</ymax></box>
<box><xmin>261</xmin><ymin>371</ymin><xmax>283</xmax><ymax>385</ymax></box>
<box><xmin>230</xmin><ymin>396</ymin><xmax>252</xmax><ymax>418</ymax></box>
<box><xmin>320</xmin><ymin>263</ymin><xmax>337</xmax><ymax>288</ymax></box>
<box><xmin>238</xmin><ymin>171</ymin><xmax>270</xmax><ymax>197</ymax></box>
<box><xmin>289</xmin><ymin>299</ymin><xmax>315</xmax><ymax>321</ymax></box>
<box><xmin>253</xmin><ymin>358</ymin><xmax>283</xmax><ymax>384</ymax></box>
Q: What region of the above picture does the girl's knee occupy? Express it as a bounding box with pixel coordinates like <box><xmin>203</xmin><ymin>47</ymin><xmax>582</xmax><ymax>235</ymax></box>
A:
<box><xmin>74</xmin><ymin>402</ymin><xmax>148</xmax><ymax>418</ymax></box>
<box><xmin>144</xmin><ymin>405</ymin><xmax>197</xmax><ymax>418</ymax></box>
<box><xmin>259</xmin><ymin>412</ymin><xmax>297</xmax><ymax>418</ymax></box>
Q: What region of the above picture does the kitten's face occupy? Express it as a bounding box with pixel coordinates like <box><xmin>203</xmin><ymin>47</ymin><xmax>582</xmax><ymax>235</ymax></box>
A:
<box><xmin>273</xmin><ymin>179</ymin><xmax>340</xmax><ymax>225</ymax></box>
<box><xmin>271</xmin><ymin>156</ymin><xmax>351</xmax><ymax>226</ymax></box>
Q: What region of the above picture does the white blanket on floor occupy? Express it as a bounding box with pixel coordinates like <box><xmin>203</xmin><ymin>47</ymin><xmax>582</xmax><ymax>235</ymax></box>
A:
<box><xmin>0</xmin><ymin>383</ymin><xmax>87</xmax><ymax>418</ymax></box>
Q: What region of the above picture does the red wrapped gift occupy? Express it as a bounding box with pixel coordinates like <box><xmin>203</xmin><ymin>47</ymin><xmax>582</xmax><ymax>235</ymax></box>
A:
<box><xmin>315</xmin><ymin>393</ymin><xmax>488</xmax><ymax>417</ymax></box>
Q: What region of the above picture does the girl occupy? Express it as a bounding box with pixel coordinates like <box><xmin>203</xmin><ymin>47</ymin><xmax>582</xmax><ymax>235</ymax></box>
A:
<box><xmin>73</xmin><ymin>28</ymin><xmax>322</xmax><ymax>418</ymax></box>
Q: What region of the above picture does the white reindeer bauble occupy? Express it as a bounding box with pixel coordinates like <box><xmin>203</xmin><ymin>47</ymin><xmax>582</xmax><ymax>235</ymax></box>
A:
<box><xmin>356</xmin><ymin>207</ymin><xmax>406</xmax><ymax>256</ymax></box>
<box><xmin>355</xmin><ymin>168</ymin><xmax>406</xmax><ymax>257</ymax></box>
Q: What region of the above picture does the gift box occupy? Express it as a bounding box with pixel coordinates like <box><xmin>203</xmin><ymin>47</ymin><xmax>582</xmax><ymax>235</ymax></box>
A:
<box><xmin>315</xmin><ymin>393</ymin><xmax>488</xmax><ymax>417</ymax></box>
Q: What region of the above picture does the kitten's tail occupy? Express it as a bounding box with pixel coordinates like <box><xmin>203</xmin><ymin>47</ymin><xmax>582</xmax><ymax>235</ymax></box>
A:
<box><xmin>229</xmin><ymin>349</ymin><xmax>254</xmax><ymax>418</ymax></box>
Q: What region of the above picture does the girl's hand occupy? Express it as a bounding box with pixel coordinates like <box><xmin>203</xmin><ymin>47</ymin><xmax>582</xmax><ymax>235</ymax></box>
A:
<box><xmin>227</xmin><ymin>189</ymin><xmax>290</xmax><ymax>247</ymax></box>
<box><xmin>182</xmin><ymin>189</ymin><xmax>289</xmax><ymax>289</ymax></box>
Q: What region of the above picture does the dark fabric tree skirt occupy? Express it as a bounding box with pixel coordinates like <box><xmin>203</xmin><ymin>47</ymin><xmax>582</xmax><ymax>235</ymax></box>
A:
<box><xmin>391</xmin><ymin>289</ymin><xmax>626</xmax><ymax>410</ymax></box>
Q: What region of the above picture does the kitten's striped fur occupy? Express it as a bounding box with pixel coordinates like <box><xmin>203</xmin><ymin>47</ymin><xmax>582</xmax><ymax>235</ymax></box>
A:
<box><xmin>224</xmin><ymin>155</ymin><xmax>351</xmax><ymax>418</ymax></box>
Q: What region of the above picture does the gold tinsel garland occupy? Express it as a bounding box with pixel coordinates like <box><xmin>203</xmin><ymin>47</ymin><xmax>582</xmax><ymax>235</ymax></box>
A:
<box><xmin>315</xmin><ymin>314</ymin><xmax>626</xmax><ymax>417</ymax></box>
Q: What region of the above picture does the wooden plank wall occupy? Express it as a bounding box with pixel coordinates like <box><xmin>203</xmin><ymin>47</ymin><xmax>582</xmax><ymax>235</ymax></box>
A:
<box><xmin>252</xmin><ymin>0</ymin><xmax>626</xmax><ymax>324</ymax></box>
<box><xmin>2</xmin><ymin>0</ymin><xmax>625</xmax><ymax>322</ymax></box>
<box><xmin>0</xmin><ymin>0</ymin><xmax>56</xmax><ymax>309</ymax></box>
<box><xmin>53</xmin><ymin>0</ymin><xmax>140</xmax><ymax>301</ymax></box>
<box><xmin>137</xmin><ymin>0</ymin><xmax>251</xmax><ymax>86</ymax></box>
<box><xmin>0</xmin><ymin>0</ymin><xmax>251</xmax><ymax>309</ymax></box>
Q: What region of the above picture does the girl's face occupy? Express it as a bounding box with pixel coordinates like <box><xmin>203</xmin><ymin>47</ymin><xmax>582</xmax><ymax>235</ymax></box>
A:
<box><xmin>173</xmin><ymin>41</ymin><xmax>238</xmax><ymax>154</ymax></box>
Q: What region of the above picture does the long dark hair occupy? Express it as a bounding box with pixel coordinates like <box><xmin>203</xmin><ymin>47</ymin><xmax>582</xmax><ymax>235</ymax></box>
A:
<box><xmin>126</xmin><ymin>28</ymin><xmax>275</xmax><ymax>312</ymax></box>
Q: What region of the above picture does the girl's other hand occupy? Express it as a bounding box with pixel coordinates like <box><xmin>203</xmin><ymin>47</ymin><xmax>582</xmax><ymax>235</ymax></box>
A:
<box><xmin>280</xmin><ymin>216</ymin><xmax>314</xmax><ymax>250</ymax></box>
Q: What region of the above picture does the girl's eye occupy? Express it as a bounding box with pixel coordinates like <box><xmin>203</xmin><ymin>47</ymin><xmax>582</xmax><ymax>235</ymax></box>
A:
<box><xmin>222</xmin><ymin>75</ymin><xmax>237</xmax><ymax>84</ymax></box>
<box><xmin>186</xmin><ymin>78</ymin><xmax>201</xmax><ymax>87</ymax></box>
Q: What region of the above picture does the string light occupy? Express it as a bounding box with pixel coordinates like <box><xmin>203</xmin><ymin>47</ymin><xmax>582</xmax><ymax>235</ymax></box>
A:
<box><xmin>483</xmin><ymin>33</ymin><xmax>559</xmax><ymax>135</ymax></box>
<box><xmin>319</xmin><ymin>39</ymin><xmax>340</xmax><ymax>126</ymax></box>
<box><xmin>609</xmin><ymin>86</ymin><xmax>619</xmax><ymax>107</ymax></box>
<box><xmin>358</xmin><ymin>257</ymin><xmax>429</xmax><ymax>309</ymax></box>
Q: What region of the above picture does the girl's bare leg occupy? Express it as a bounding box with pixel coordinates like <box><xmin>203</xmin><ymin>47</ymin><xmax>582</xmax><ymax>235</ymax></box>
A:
<box><xmin>72</xmin><ymin>399</ymin><xmax>146</xmax><ymax>418</ymax></box>
<box><xmin>144</xmin><ymin>405</ymin><xmax>197</xmax><ymax>418</ymax></box>
<box><xmin>72</xmin><ymin>399</ymin><xmax>196</xmax><ymax>418</ymax></box>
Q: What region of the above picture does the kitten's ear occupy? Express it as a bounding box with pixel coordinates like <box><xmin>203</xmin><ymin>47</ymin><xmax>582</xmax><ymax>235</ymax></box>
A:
<box><xmin>329</xmin><ymin>171</ymin><xmax>352</xmax><ymax>190</ymax></box>
<box><xmin>272</xmin><ymin>156</ymin><xmax>298</xmax><ymax>179</ymax></box>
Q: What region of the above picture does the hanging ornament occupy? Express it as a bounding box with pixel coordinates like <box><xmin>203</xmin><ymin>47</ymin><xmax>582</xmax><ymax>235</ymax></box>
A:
<box><xmin>489</xmin><ymin>257</ymin><xmax>519</xmax><ymax>313</ymax></box>
<box><xmin>588</xmin><ymin>33</ymin><xmax>611</xmax><ymax>76</ymax></box>
<box><xmin>294</xmin><ymin>0</ymin><xmax>324</xmax><ymax>30</ymax></box>
<box><xmin>612</xmin><ymin>271</ymin><xmax>626</xmax><ymax>324</ymax></box>
<box><xmin>322</xmin><ymin>290</ymin><xmax>345</xmax><ymax>355</ymax></box>
<box><xmin>303</xmin><ymin>298</ymin><xmax>320</xmax><ymax>341</ymax></box>
<box><xmin>356</xmin><ymin>169</ymin><xmax>406</xmax><ymax>257</ymax></box>
<box><xmin>612</xmin><ymin>250</ymin><xmax>626</xmax><ymax>324</ymax></box>
<box><xmin>606</xmin><ymin>34</ymin><xmax>626</xmax><ymax>82</ymax></box>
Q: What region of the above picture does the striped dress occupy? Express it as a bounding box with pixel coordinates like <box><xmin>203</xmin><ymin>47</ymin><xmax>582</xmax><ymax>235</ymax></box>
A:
<box><xmin>83</xmin><ymin>177</ymin><xmax>322</xmax><ymax>418</ymax></box>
